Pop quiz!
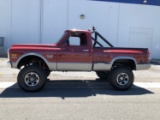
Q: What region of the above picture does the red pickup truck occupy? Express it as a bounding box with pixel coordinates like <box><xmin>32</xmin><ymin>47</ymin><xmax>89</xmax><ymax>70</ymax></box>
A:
<box><xmin>8</xmin><ymin>27</ymin><xmax>150</xmax><ymax>92</ymax></box>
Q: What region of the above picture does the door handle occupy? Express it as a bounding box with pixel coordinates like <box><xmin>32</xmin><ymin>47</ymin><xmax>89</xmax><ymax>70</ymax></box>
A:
<box><xmin>83</xmin><ymin>49</ymin><xmax>89</xmax><ymax>52</ymax></box>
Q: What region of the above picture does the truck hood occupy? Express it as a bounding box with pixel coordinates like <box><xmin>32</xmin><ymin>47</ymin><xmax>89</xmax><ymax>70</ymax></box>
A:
<box><xmin>10</xmin><ymin>44</ymin><xmax>60</xmax><ymax>52</ymax></box>
<box><xmin>11</xmin><ymin>44</ymin><xmax>57</xmax><ymax>48</ymax></box>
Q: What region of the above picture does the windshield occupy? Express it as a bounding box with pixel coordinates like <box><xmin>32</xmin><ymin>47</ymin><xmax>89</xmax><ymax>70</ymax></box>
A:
<box><xmin>56</xmin><ymin>32</ymin><xmax>67</xmax><ymax>44</ymax></box>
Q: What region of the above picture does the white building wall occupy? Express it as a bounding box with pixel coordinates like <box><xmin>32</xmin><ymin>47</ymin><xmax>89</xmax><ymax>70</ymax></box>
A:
<box><xmin>12</xmin><ymin>0</ymin><xmax>41</xmax><ymax>44</ymax></box>
<box><xmin>117</xmin><ymin>4</ymin><xmax>160</xmax><ymax>58</ymax></box>
<box><xmin>0</xmin><ymin>0</ymin><xmax>160</xmax><ymax>58</ymax></box>
<box><xmin>0</xmin><ymin>0</ymin><xmax>12</xmax><ymax>54</ymax></box>
<box><xmin>68</xmin><ymin>0</ymin><xmax>119</xmax><ymax>46</ymax></box>
<box><xmin>42</xmin><ymin>0</ymin><xmax>68</xmax><ymax>44</ymax></box>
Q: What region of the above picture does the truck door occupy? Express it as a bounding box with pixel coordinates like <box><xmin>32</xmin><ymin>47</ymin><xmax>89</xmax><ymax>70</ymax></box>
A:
<box><xmin>57</xmin><ymin>32</ymin><xmax>92</xmax><ymax>71</ymax></box>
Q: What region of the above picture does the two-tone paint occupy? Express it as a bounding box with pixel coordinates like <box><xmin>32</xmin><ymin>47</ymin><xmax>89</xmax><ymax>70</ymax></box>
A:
<box><xmin>8</xmin><ymin>29</ymin><xmax>150</xmax><ymax>71</ymax></box>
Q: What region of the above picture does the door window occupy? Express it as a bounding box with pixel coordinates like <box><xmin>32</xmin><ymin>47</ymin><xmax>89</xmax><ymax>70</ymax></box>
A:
<box><xmin>63</xmin><ymin>32</ymin><xmax>87</xmax><ymax>46</ymax></box>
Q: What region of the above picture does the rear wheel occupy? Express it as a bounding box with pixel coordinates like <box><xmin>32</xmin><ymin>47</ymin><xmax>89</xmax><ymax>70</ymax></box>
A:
<box><xmin>109</xmin><ymin>67</ymin><xmax>134</xmax><ymax>90</ymax></box>
<box><xmin>96</xmin><ymin>71</ymin><xmax>109</xmax><ymax>79</ymax></box>
<box><xmin>17</xmin><ymin>66</ymin><xmax>47</xmax><ymax>92</ymax></box>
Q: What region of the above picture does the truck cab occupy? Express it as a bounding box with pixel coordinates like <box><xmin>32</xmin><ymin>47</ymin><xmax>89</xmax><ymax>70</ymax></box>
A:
<box><xmin>56</xmin><ymin>30</ymin><xmax>92</xmax><ymax>71</ymax></box>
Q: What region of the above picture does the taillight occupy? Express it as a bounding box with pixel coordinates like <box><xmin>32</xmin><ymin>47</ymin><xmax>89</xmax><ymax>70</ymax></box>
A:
<box><xmin>147</xmin><ymin>50</ymin><xmax>151</xmax><ymax>61</ymax></box>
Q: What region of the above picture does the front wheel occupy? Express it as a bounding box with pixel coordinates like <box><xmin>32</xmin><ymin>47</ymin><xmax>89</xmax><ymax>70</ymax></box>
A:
<box><xmin>17</xmin><ymin>66</ymin><xmax>47</xmax><ymax>92</ymax></box>
<box><xmin>109</xmin><ymin>67</ymin><xmax>134</xmax><ymax>91</ymax></box>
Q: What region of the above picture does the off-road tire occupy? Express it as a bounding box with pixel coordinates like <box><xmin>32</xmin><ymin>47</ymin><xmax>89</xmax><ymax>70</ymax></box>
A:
<box><xmin>17</xmin><ymin>65</ymin><xmax>47</xmax><ymax>92</ymax></box>
<box><xmin>109</xmin><ymin>67</ymin><xmax>134</xmax><ymax>90</ymax></box>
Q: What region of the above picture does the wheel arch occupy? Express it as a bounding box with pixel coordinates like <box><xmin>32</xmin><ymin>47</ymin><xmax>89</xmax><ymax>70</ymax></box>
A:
<box><xmin>17</xmin><ymin>53</ymin><xmax>50</xmax><ymax>70</ymax></box>
<box><xmin>111</xmin><ymin>56</ymin><xmax>137</xmax><ymax>70</ymax></box>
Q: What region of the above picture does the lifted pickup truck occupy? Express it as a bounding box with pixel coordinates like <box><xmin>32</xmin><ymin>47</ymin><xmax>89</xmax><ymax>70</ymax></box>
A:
<box><xmin>8</xmin><ymin>27</ymin><xmax>150</xmax><ymax>92</ymax></box>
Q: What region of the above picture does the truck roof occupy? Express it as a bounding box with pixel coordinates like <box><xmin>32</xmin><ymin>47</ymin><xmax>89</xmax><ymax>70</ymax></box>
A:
<box><xmin>65</xmin><ymin>29</ymin><xmax>91</xmax><ymax>33</ymax></box>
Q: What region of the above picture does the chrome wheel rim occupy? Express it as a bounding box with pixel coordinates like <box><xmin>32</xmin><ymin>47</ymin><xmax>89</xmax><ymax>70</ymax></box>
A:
<box><xmin>117</xmin><ymin>73</ymin><xmax>129</xmax><ymax>86</ymax></box>
<box><xmin>24</xmin><ymin>72</ymin><xmax>40</xmax><ymax>87</ymax></box>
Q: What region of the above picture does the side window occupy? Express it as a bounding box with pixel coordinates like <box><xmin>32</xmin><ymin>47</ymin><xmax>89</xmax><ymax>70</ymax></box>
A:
<box><xmin>62</xmin><ymin>32</ymin><xmax>88</xmax><ymax>46</ymax></box>
<box><xmin>69</xmin><ymin>36</ymin><xmax>81</xmax><ymax>46</ymax></box>
<box><xmin>69</xmin><ymin>33</ymin><xmax>88</xmax><ymax>46</ymax></box>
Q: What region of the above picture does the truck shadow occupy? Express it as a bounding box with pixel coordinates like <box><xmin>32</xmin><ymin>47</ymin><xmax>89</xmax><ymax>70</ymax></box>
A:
<box><xmin>0</xmin><ymin>79</ymin><xmax>153</xmax><ymax>98</ymax></box>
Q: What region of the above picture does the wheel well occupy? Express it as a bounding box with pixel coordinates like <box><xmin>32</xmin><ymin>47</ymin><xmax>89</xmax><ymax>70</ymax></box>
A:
<box><xmin>112</xmin><ymin>59</ymin><xmax>136</xmax><ymax>70</ymax></box>
<box><xmin>17</xmin><ymin>55</ymin><xmax>49</xmax><ymax>71</ymax></box>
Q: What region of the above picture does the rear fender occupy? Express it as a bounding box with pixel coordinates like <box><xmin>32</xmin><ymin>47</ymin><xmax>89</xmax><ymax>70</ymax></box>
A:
<box><xmin>111</xmin><ymin>56</ymin><xmax>137</xmax><ymax>69</ymax></box>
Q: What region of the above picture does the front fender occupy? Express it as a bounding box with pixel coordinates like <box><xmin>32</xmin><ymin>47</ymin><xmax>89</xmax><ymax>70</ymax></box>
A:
<box><xmin>11</xmin><ymin>52</ymin><xmax>50</xmax><ymax>69</ymax></box>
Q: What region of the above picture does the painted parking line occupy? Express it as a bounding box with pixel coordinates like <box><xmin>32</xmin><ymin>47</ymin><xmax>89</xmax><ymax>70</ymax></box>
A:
<box><xmin>0</xmin><ymin>82</ymin><xmax>17</xmax><ymax>89</ymax></box>
<box><xmin>134</xmin><ymin>82</ymin><xmax>160</xmax><ymax>88</ymax></box>
<box><xmin>0</xmin><ymin>82</ymin><xmax>160</xmax><ymax>89</ymax></box>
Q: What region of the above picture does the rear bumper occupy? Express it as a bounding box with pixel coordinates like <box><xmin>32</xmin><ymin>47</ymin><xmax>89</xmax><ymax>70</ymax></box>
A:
<box><xmin>136</xmin><ymin>64</ymin><xmax>151</xmax><ymax>70</ymax></box>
